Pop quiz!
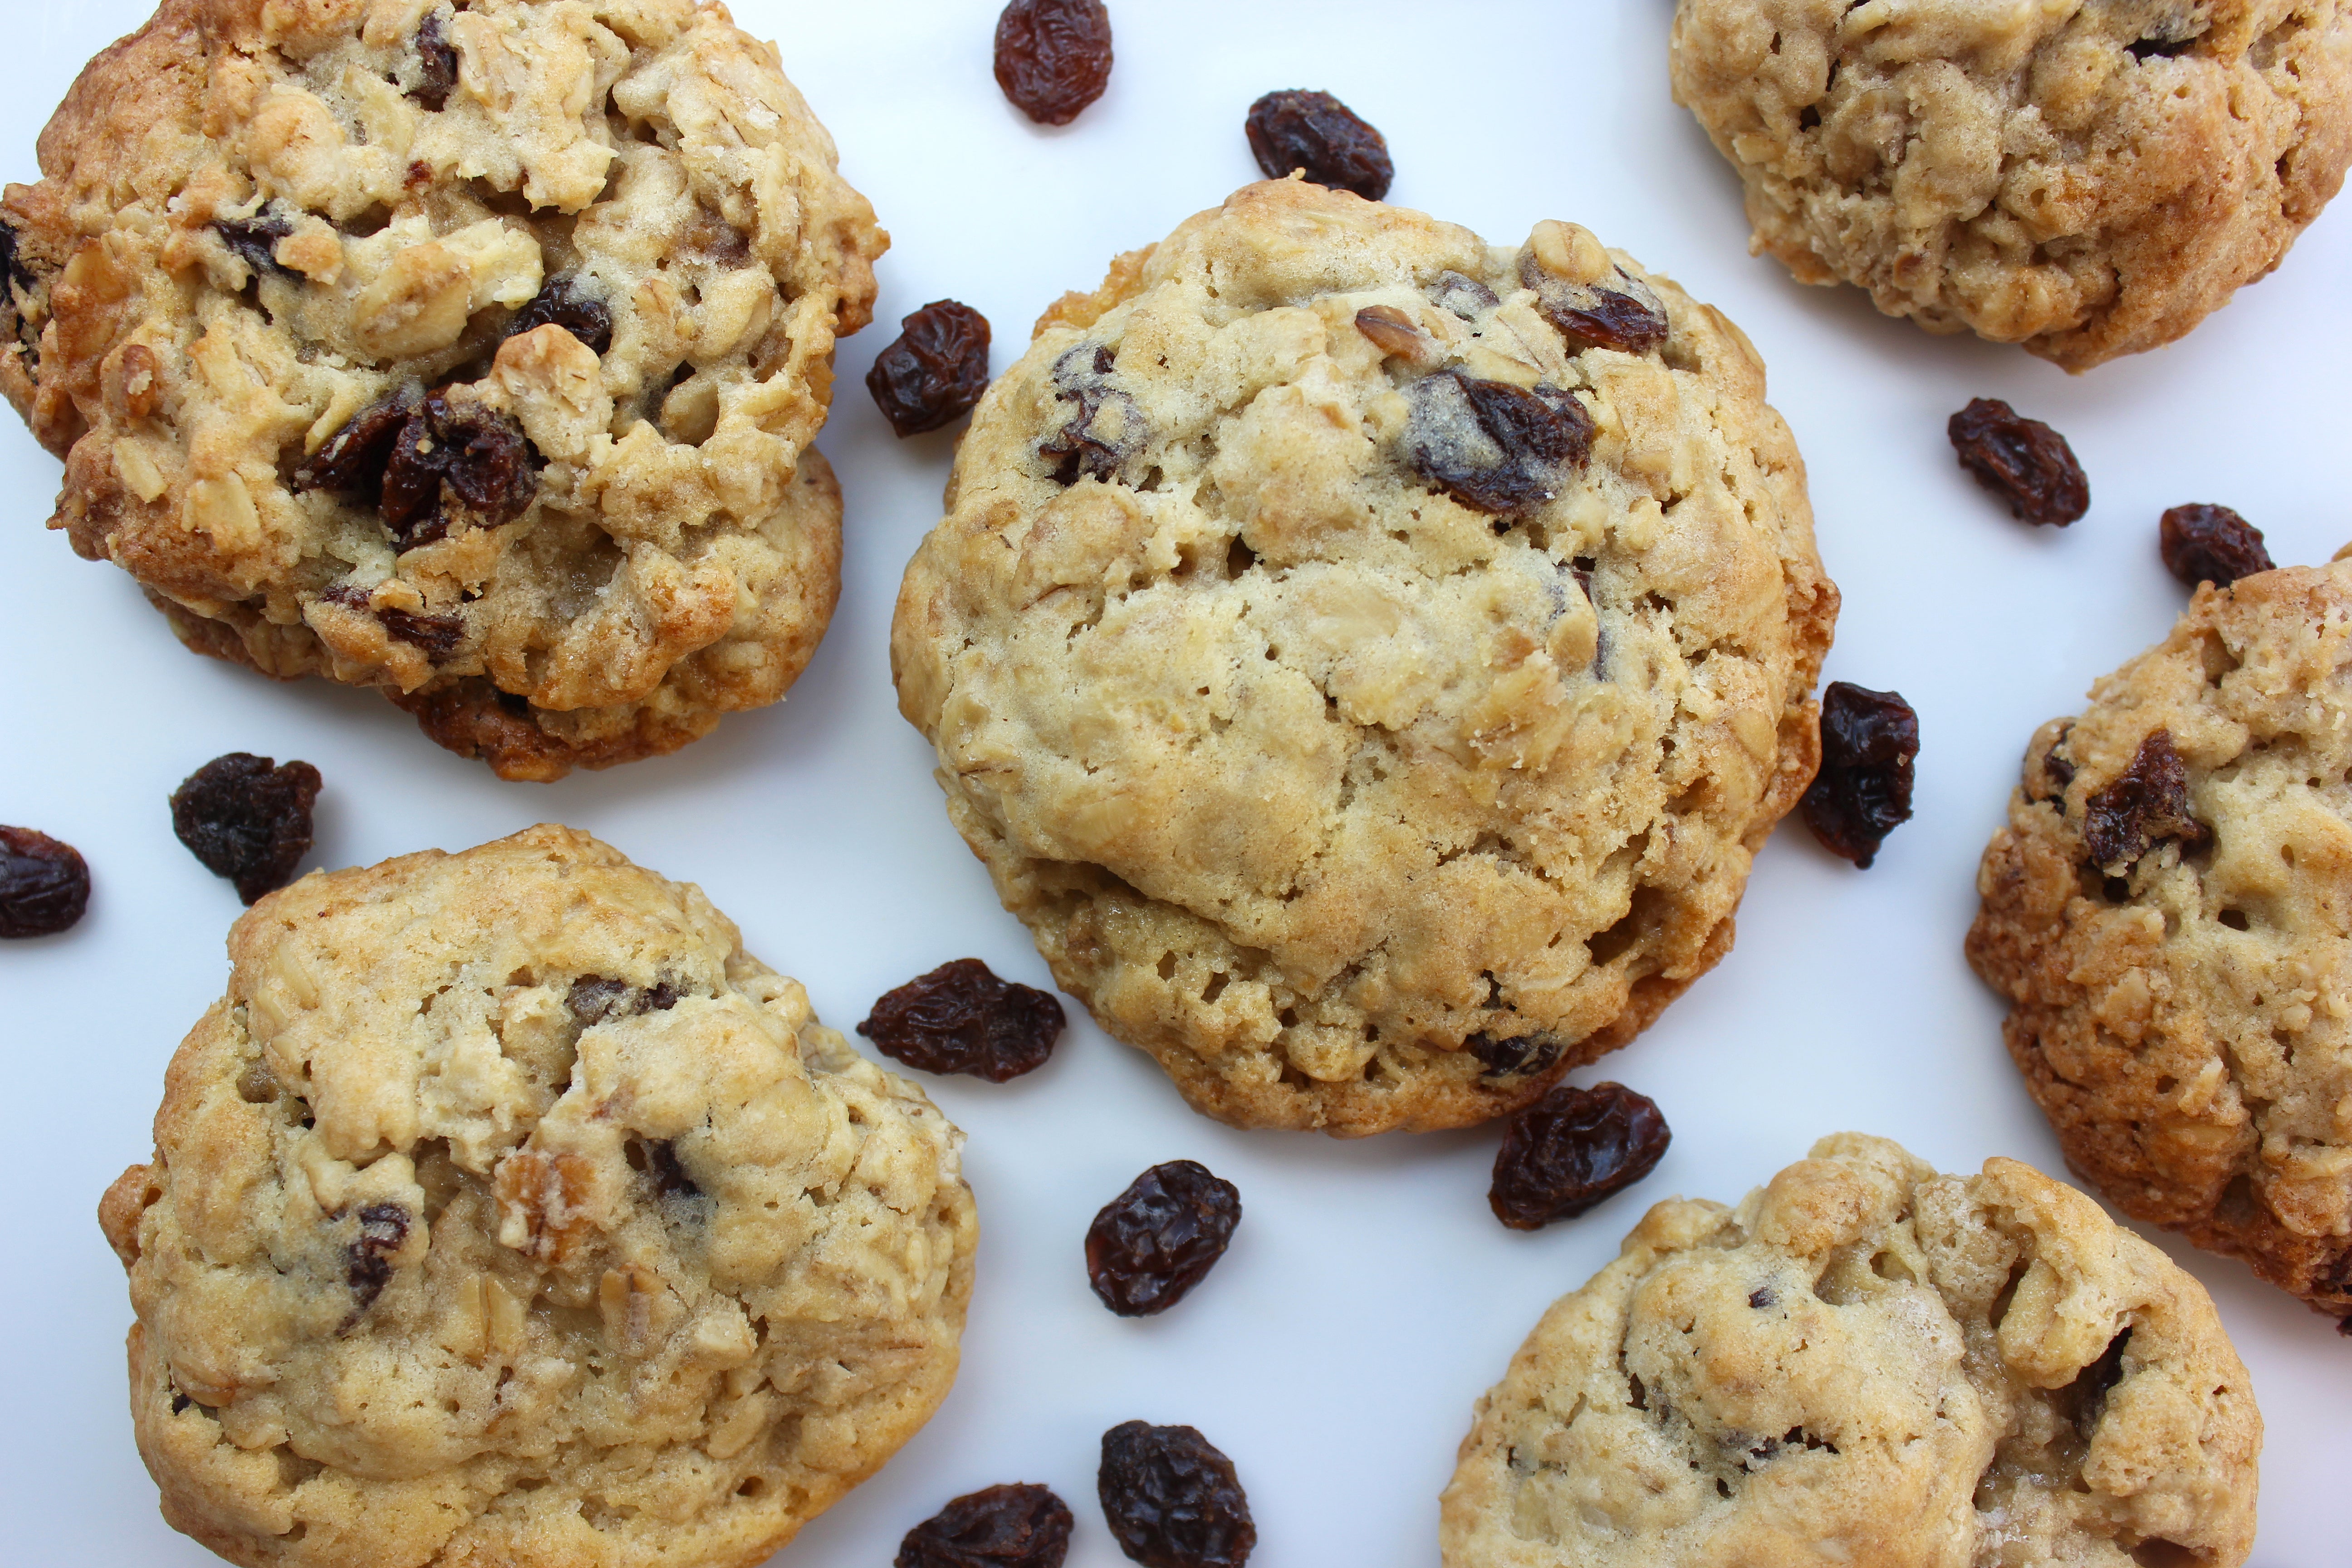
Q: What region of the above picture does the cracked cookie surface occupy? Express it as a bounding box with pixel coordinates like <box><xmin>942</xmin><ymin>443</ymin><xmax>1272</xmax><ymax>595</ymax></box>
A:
<box><xmin>1441</xmin><ymin>1135</ymin><xmax>2260</xmax><ymax>1568</ymax></box>
<box><xmin>2</xmin><ymin>0</ymin><xmax>879</xmax><ymax>778</ymax></box>
<box><xmin>98</xmin><ymin>824</ymin><xmax>975</xmax><ymax>1568</ymax></box>
<box><xmin>890</xmin><ymin>180</ymin><xmax>1836</xmax><ymax>1136</ymax></box>
<box><xmin>1670</xmin><ymin>0</ymin><xmax>2352</xmax><ymax>370</ymax></box>
<box><xmin>1969</xmin><ymin>551</ymin><xmax>2352</xmax><ymax>1321</ymax></box>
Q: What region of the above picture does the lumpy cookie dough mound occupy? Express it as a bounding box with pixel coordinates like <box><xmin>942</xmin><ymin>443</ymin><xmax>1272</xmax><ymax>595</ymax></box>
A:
<box><xmin>1441</xmin><ymin>1135</ymin><xmax>2260</xmax><ymax>1568</ymax></box>
<box><xmin>1670</xmin><ymin>0</ymin><xmax>2352</xmax><ymax>370</ymax></box>
<box><xmin>1970</xmin><ymin>552</ymin><xmax>2352</xmax><ymax>1320</ymax></box>
<box><xmin>97</xmin><ymin>825</ymin><xmax>976</xmax><ymax>1568</ymax></box>
<box><xmin>1</xmin><ymin>0</ymin><xmax>880</xmax><ymax>778</ymax></box>
<box><xmin>891</xmin><ymin>181</ymin><xmax>1836</xmax><ymax>1136</ymax></box>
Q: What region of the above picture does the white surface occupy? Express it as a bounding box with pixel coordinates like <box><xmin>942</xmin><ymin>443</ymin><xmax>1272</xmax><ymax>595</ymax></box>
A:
<box><xmin>2</xmin><ymin>2</ymin><xmax>2347</xmax><ymax>1563</ymax></box>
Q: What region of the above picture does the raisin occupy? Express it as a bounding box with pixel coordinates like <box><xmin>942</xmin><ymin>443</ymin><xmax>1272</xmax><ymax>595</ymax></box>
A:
<box><xmin>0</xmin><ymin>826</ymin><xmax>91</xmax><ymax>938</ymax></box>
<box><xmin>294</xmin><ymin>387</ymin><xmax>423</xmax><ymax>498</ymax></box>
<box><xmin>994</xmin><ymin>0</ymin><xmax>1113</xmax><ymax>127</ymax></box>
<box><xmin>1466</xmin><ymin>1030</ymin><xmax>1563</xmax><ymax>1082</ymax></box>
<box><xmin>566</xmin><ymin>975</ymin><xmax>632</xmax><ymax>1025</ymax></box>
<box><xmin>642</xmin><ymin>980</ymin><xmax>681</xmax><ymax>1012</ymax></box>
<box><xmin>1086</xmin><ymin>1160</ymin><xmax>1242</xmax><ymax>1317</ymax></box>
<box><xmin>1039</xmin><ymin>346</ymin><xmax>1146</xmax><ymax>485</ymax></box>
<box><xmin>1098</xmin><ymin>1421</ymin><xmax>1254</xmax><ymax>1568</ymax></box>
<box><xmin>2160</xmin><ymin>503</ymin><xmax>2272</xmax><ymax>588</ymax></box>
<box><xmin>214</xmin><ymin>211</ymin><xmax>294</xmax><ymax>279</ymax></box>
<box><xmin>411</xmin><ymin>13</ymin><xmax>460</xmax><ymax>111</ymax></box>
<box><xmin>2028</xmin><ymin>722</ymin><xmax>2078</xmax><ymax>805</ymax></box>
<box><xmin>1428</xmin><ymin>270</ymin><xmax>1498</xmax><ymax>319</ymax></box>
<box><xmin>1404</xmin><ymin>371</ymin><xmax>1592</xmax><ymax>519</ymax></box>
<box><xmin>2082</xmin><ymin>729</ymin><xmax>2208</xmax><ymax>874</ymax></box>
<box><xmin>867</xmin><ymin>300</ymin><xmax>994</xmax><ymax>436</ymax></box>
<box><xmin>632</xmin><ymin>1138</ymin><xmax>701</xmax><ymax>1200</ymax></box>
<box><xmin>377</xmin><ymin>606</ymin><xmax>465</xmax><ymax>660</ymax></box>
<box><xmin>1489</xmin><ymin>1081</ymin><xmax>1670</xmax><ymax>1230</ymax></box>
<box><xmin>380</xmin><ymin>392</ymin><xmax>541</xmax><ymax>548</ymax></box>
<box><xmin>1800</xmin><ymin>682</ymin><xmax>1919</xmax><ymax>868</ymax></box>
<box><xmin>858</xmin><ymin>958</ymin><xmax>1065</xmax><ymax>1082</ymax></box>
<box><xmin>1948</xmin><ymin>398</ymin><xmax>2089</xmax><ymax>526</ymax></box>
<box><xmin>1520</xmin><ymin>254</ymin><xmax>1668</xmax><ymax>356</ymax></box>
<box><xmin>1243</xmin><ymin>90</ymin><xmax>1392</xmax><ymax>200</ymax></box>
<box><xmin>170</xmin><ymin>754</ymin><xmax>323</xmax><ymax>905</ymax></box>
<box><xmin>345</xmin><ymin>1202</ymin><xmax>410</xmax><ymax>1313</ymax></box>
<box><xmin>2055</xmin><ymin>1328</ymin><xmax>2132</xmax><ymax>1439</ymax></box>
<box><xmin>507</xmin><ymin>276</ymin><xmax>612</xmax><ymax>356</ymax></box>
<box><xmin>897</xmin><ymin>1483</ymin><xmax>1075</xmax><ymax>1568</ymax></box>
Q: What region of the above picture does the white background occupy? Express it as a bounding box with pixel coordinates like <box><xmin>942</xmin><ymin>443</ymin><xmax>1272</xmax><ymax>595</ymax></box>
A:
<box><xmin>3</xmin><ymin>2</ymin><xmax>2348</xmax><ymax>1564</ymax></box>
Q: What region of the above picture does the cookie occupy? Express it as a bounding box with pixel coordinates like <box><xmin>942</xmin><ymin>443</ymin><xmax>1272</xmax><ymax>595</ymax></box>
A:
<box><xmin>1669</xmin><ymin>0</ymin><xmax>2352</xmax><ymax>370</ymax></box>
<box><xmin>1969</xmin><ymin>551</ymin><xmax>2352</xmax><ymax>1321</ymax></box>
<box><xmin>1441</xmin><ymin>1134</ymin><xmax>2260</xmax><ymax>1568</ymax></box>
<box><xmin>97</xmin><ymin>824</ymin><xmax>975</xmax><ymax>1567</ymax></box>
<box><xmin>2</xmin><ymin>0</ymin><xmax>880</xmax><ymax>779</ymax></box>
<box><xmin>891</xmin><ymin>180</ymin><xmax>1836</xmax><ymax>1136</ymax></box>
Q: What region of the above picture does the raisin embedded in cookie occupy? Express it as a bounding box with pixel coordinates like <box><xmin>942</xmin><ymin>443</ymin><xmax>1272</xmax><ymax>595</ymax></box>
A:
<box><xmin>891</xmin><ymin>181</ymin><xmax>1838</xmax><ymax>1135</ymax></box>
<box><xmin>1969</xmin><ymin>550</ymin><xmax>2352</xmax><ymax>1322</ymax></box>
<box><xmin>1669</xmin><ymin>0</ymin><xmax>2352</xmax><ymax>370</ymax></box>
<box><xmin>1442</xmin><ymin>1135</ymin><xmax>2261</xmax><ymax>1568</ymax></box>
<box><xmin>0</xmin><ymin>0</ymin><xmax>881</xmax><ymax>779</ymax></box>
<box><xmin>97</xmin><ymin>825</ymin><xmax>975</xmax><ymax>1567</ymax></box>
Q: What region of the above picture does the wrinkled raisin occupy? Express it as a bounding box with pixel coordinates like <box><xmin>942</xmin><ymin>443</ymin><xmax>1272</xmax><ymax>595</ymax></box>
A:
<box><xmin>2027</xmin><ymin>722</ymin><xmax>2077</xmax><ymax>805</ymax></box>
<box><xmin>1800</xmin><ymin>682</ymin><xmax>1919</xmax><ymax>868</ymax></box>
<box><xmin>345</xmin><ymin>1202</ymin><xmax>409</xmax><ymax>1313</ymax></box>
<box><xmin>1948</xmin><ymin>398</ymin><xmax>2089</xmax><ymax>526</ymax></box>
<box><xmin>566</xmin><ymin>975</ymin><xmax>633</xmax><ymax>1024</ymax></box>
<box><xmin>169</xmin><ymin>753</ymin><xmax>322</xmax><ymax>904</ymax></box>
<box><xmin>0</xmin><ymin>827</ymin><xmax>91</xmax><ymax>938</ymax></box>
<box><xmin>1087</xmin><ymin>1160</ymin><xmax>1242</xmax><ymax>1317</ymax></box>
<box><xmin>1520</xmin><ymin>254</ymin><xmax>1668</xmax><ymax>356</ymax></box>
<box><xmin>632</xmin><ymin>1138</ymin><xmax>701</xmax><ymax>1200</ymax></box>
<box><xmin>378</xmin><ymin>606</ymin><xmax>465</xmax><ymax>660</ymax></box>
<box><xmin>1244</xmin><ymin>90</ymin><xmax>1392</xmax><ymax>200</ymax></box>
<box><xmin>1490</xmin><ymin>1081</ymin><xmax>1670</xmax><ymax>1230</ymax></box>
<box><xmin>868</xmin><ymin>300</ymin><xmax>994</xmax><ymax>436</ymax></box>
<box><xmin>994</xmin><ymin>0</ymin><xmax>1113</xmax><ymax>127</ymax></box>
<box><xmin>2082</xmin><ymin>729</ymin><xmax>2207</xmax><ymax>873</ymax></box>
<box><xmin>2160</xmin><ymin>504</ymin><xmax>2272</xmax><ymax>588</ymax></box>
<box><xmin>507</xmin><ymin>275</ymin><xmax>613</xmax><ymax>356</ymax></box>
<box><xmin>1404</xmin><ymin>371</ymin><xmax>1592</xmax><ymax>519</ymax></box>
<box><xmin>1098</xmin><ymin>1421</ymin><xmax>1254</xmax><ymax>1568</ymax></box>
<box><xmin>1040</xmin><ymin>346</ymin><xmax>1146</xmax><ymax>485</ymax></box>
<box><xmin>380</xmin><ymin>392</ymin><xmax>541</xmax><ymax>547</ymax></box>
<box><xmin>1428</xmin><ymin>270</ymin><xmax>1498</xmax><ymax>319</ymax></box>
<box><xmin>1466</xmin><ymin>1030</ymin><xmax>1563</xmax><ymax>1082</ymax></box>
<box><xmin>411</xmin><ymin>14</ymin><xmax>459</xmax><ymax>111</ymax></box>
<box><xmin>294</xmin><ymin>387</ymin><xmax>423</xmax><ymax>499</ymax></box>
<box><xmin>214</xmin><ymin>211</ymin><xmax>294</xmax><ymax>279</ymax></box>
<box><xmin>859</xmin><ymin>959</ymin><xmax>1065</xmax><ymax>1082</ymax></box>
<box><xmin>897</xmin><ymin>1483</ymin><xmax>1075</xmax><ymax>1568</ymax></box>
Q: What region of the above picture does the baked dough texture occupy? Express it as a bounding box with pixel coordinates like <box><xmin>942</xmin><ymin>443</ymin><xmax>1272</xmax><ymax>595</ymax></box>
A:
<box><xmin>1970</xmin><ymin>553</ymin><xmax>2352</xmax><ymax>1321</ymax></box>
<box><xmin>1442</xmin><ymin>1134</ymin><xmax>2260</xmax><ymax>1568</ymax></box>
<box><xmin>1</xmin><ymin>0</ymin><xmax>880</xmax><ymax>778</ymax></box>
<box><xmin>892</xmin><ymin>181</ymin><xmax>1836</xmax><ymax>1136</ymax></box>
<box><xmin>1669</xmin><ymin>0</ymin><xmax>2352</xmax><ymax>370</ymax></box>
<box><xmin>97</xmin><ymin>824</ymin><xmax>975</xmax><ymax>1567</ymax></box>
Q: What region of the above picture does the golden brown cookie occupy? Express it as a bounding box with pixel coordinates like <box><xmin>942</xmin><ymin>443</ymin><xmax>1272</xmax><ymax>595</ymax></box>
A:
<box><xmin>98</xmin><ymin>824</ymin><xmax>975</xmax><ymax>1567</ymax></box>
<box><xmin>2</xmin><ymin>0</ymin><xmax>881</xmax><ymax>778</ymax></box>
<box><xmin>891</xmin><ymin>180</ymin><xmax>1836</xmax><ymax>1136</ymax></box>
<box><xmin>1442</xmin><ymin>1135</ymin><xmax>2261</xmax><ymax>1568</ymax></box>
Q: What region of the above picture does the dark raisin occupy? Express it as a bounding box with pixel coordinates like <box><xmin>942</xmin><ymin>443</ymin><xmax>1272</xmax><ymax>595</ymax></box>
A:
<box><xmin>169</xmin><ymin>754</ymin><xmax>323</xmax><ymax>905</ymax></box>
<box><xmin>345</xmin><ymin>1202</ymin><xmax>410</xmax><ymax>1313</ymax></box>
<box><xmin>858</xmin><ymin>958</ymin><xmax>1065</xmax><ymax>1082</ymax></box>
<box><xmin>379</xmin><ymin>392</ymin><xmax>541</xmax><ymax>548</ymax></box>
<box><xmin>214</xmin><ymin>211</ymin><xmax>294</xmax><ymax>279</ymax></box>
<box><xmin>1520</xmin><ymin>253</ymin><xmax>1668</xmax><ymax>356</ymax></box>
<box><xmin>1098</xmin><ymin>1421</ymin><xmax>1254</xmax><ymax>1568</ymax></box>
<box><xmin>2029</xmin><ymin>722</ymin><xmax>2078</xmax><ymax>804</ymax></box>
<box><xmin>1428</xmin><ymin>270</ymin><xmax>1499</xmax><ymax>319</ymax></box>
<box><xmin>380</xmin><ymin>606</ymin><xmax>465</xmax><ymax>661</ymax></box>
<box><xmin>411</xmin><ymin>13</ymin><xmax>460</xmax><ymax>111</ymax></box>
<box><xmin>1404</xmin><ymin>371</ymin><xmax>1592</xmax><ymax>519</ymax></box>
<box><xmin>0</xmin><ymin>826</ymin><xmax>91</xmax><ymax>938</ymax></box>
<box><xmin>641</xmin><ymin>981</ymin><xmax>681</xmax><ymax>1012</ymax></box>
<box><xmin>2082</xmin><ymin>729</ymin><xmax>2208</xmax><ymax>874</ymax></box>
<box><xmin>637</xmin><ymin>1138</ymin><xmax>701</xmax><ymax>1200</ymax></box>
<box><xmin>567</xmin><ymin>975</ymin><xmax>632</xmax><ymax>1025</ymax></box>
<box><xmin>2128</xmin><ymin>31</ymin><xmax>2198</xmax><ymax>60</ymax></box>
<box><xmin>1039</xmin><ymin>346</ymin><xmax>1145</xmax><ymax>484</ymax></box>
<box><xmin>1948</xmin><ymin>397</ymin><xmax>2089</xmax><ymax>526</ymax></box>
<box><xmin>0</xmin><ymin>219</ymin><xmax>25</xmax><ymax>295</ymax></box>
<box><xmin>1086</xmin><ymin>1160</ymin><xmax>1242</xmax><ymax>1317</ymax></box>
<box><xmin>1244</xmin><ymin>90</ymin><xmax>1393</xmax><ymax>200</ymax></box>
<box><xmin>1466</xmin><ymin>1030</ymin><xmax>1563</xmax><ymax>1082</ymax></box>
<box><xmin>293</xmin><ymin>386</ymin><xmax>422</xmax><ymax>498</ymax></box>
<box><xmin>867</xmin><ymin>300</ymin><xmax>994</xmax><ymax>437</ymax></box>
<box><xmin>507</xmin><ymin>275</ymin><xmax>613</xmax><ymax>356</ymax></box>
<box><xmin>897</xmin><ymin>1483</ymin><xmax>1075</xmax><ymax>1568</ymax></box>
<box><xmin>1489</xmin><ymin>1081</ymin><xmax>1671</xmax><ymax>1230</ymax></box>
<box><xmin>1749</xmin><ymin>1287</ymin><xmax>1776</xmax><ymax>1309</ymax></box>
<box><xmin>994</xmin><ymin>0</ymin><xmax>1113</xmax><ymax>127</ymax></box>
<box><xmin>1800</xmin><ymin>682</ymin><xmax>1919</xmax><ymax>868</ymax></box>
<box><xmin>2160</xmin><ymin>504</ymin><xmax>2272</xmax><ymax>588</ymax></box>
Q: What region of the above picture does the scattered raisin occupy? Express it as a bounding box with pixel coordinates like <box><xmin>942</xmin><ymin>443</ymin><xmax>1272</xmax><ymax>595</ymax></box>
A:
<box><xmin>897</xmin><ymin>1483</ymin><xmax>1075</xmax><ymax>1568</ymax></box>
<box><xmin>1086</xmin><ymin>1160</ymin><xmax>1242</xmax><ymax>1317</ymax></box>
<box><xmin>1040</xmin><ymin>345</ymin><xmax>1145</xmax><ymax>485</ymax></box>
<box><xmin>1428</xmin><ymin>270</ymin><xmax>1499</xmax><ymax>319</ymax></box>
<box><xmin>867</xmin><ymin>300</ymin><xmax>994</xmax><ymax>436</ymax></box>
<box><xmin>1489</xmin><ymin>1081</ymin><xmax>1670</xmax><ymax>1230</ymax></box>
<box><xmin>344</xmin><ymin>1202</ymin><xmax>410</xmax><ymax>1313</ymax></box>
<box><xmin>1244</xmin><ymin>90</ymin><xmax>1393</xmax><ymax>200</ymax></box>
<box><xmin>2028</xmin><ymin>722</ymin><xmax>2078</xmax><ymax>805</ymax></box>
<box><xmin>858</xmin><ymin>958</ymin><xmax>1065</xmax><ymax>1082</ymax></box>
<box><xmin>633</xmin><ymin>1138</ymin><xmax>701</xmax><ymax>1200</ymax></box>
<box><xmin>1948</xmin><ymin>398</ymin><xmax>2089</xmax><ymax>526</ymax></box>
<box><xmin>1800</xmin><ymin>682</ymin><xmax>1919</xmax><ymax>868</ymax></box>
<box><xmin>507</xmin><ymin>275</ymin><xmax>613</xmax><ymax>356</ymax></box>
<box><xmin>566</xmin><ymin>975</ymin><xmax>633</xmax><ymax>1025</ymax></box>
<box><xmin>214</xmin><ymin>211</ymin><xmax>294</xmax><ymax>279</ymax></box>
<box><xmin>2082</xmin><ymin>729</ymin><xmax>2207</xmax><ymax>874</ymax></box>
<box><xmin>642</xmin><ymin>980</ymin><xmax>682</xmax><ymax>1012</ymax></box>
<box><xmin>294</xmin><ymin>387</ymin><xmax>423</xmax><ymax>499</ymax></box>
<box><xmin>411</xmin><ymin>13</ymin><xmax>460</xmax><ymax>111</ymax></box>
<box><xmin>1466</xmin><ymin>1030</ymin><xmax>1563</xmax><ymax>1082</ymax></box>
<box><xmin>1098</xmin><ymin>1421</ymin><xmax>1254</xmax><ymax>1568</ymax></box>
<box><xmin>169</xmin><ymin>753</ymin><xmax>322</xmax><ymax>905</ymax></box>
<box><xmin>0</xmin><ymin>826</ymin><xmax>91</xmax><ymax>938</ymax></box>
<box><xmin>1404</xmin><ymin>371</ymin><xmax>1592</xmax><ymax>519</ymax></box>
<box><xmin>1520</xmin><ymin>254</ymin><xmax>1668</xmax><ymax>356</ymax></box>
<box><xmin>2160</xmin><ymin>504</ymin><xmax>2272</xmax><ymax>588</ymax></box>
<box><xmin>994</xmin><ymin>0</ymin><xmax>1113</xmax><ymax>127</ymax></box>
<box><xmin>380</xmin><ymin>392</ymin><xmax>541</xmax><ymax>548</ymax></box>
